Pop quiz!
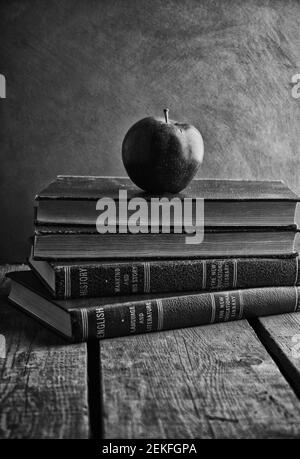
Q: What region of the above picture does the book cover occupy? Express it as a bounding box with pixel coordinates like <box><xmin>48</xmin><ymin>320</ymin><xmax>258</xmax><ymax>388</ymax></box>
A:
<box><xmin>7</xmin><ymin>270</ymin><xmax>300</xmax><ymax>342</ymax></box>
<box><xmin>37</xmin><ymin>176</ymin><xmax>300</xmax><ymax>201</ymax></box>
<box><xmin>35</xmin><ymin>176</ymin><xmax>299</xmax><ymax>228</ymax></box>
<box><xmin>29</xmin><ymin>254</ymin><xmax>299</xmax><ymax>299</ymax></box>
<box><xmin>33</xmin><ymin>229</ymin><xmax>298</xmax><ymax>259</ymax></box>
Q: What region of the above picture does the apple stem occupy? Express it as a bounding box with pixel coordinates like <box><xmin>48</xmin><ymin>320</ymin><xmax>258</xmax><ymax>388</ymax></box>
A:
<box><xmin>164</xmin><ymin>108</ymin><xmax>169</xmax><ymax>124</ymax></box>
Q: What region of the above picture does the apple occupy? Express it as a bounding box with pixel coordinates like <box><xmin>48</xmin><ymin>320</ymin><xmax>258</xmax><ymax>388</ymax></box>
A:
<box><xmin>122</xmin><ymin>109</ymin><xmax>204</xmax><ymax>193</ymax></box>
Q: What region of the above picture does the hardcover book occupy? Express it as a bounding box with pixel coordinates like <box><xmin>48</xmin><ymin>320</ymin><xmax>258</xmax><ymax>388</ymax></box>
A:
<box><xmin>29</xmin><ymin>249</ymin><xmax>299</xmax><ymax>299</ymax></box>
<box><xmin>7</xmin><ymin>270</ymin><xmax>300</xmax><ymax>342</ymax></box>
<box><xmin>33</xmin><ymin>229</ymin><xmax>298</xmax><ymax>259</ymax></box>
<box><xmin>35</xmin><ymin>176</ymin><xmax>299</xmax><ymax>228</ymax></box>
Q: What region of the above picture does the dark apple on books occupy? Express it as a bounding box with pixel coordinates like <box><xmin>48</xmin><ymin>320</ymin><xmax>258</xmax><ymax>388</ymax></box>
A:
<box><xmin>122</xmin><ymin>109</ymin><xmax>204</xmax><ymax>193</ymax></box>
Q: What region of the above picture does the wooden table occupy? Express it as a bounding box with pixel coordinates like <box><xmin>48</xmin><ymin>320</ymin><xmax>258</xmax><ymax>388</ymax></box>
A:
<box><xmin>1</xmin><ymin>265</ymin><xmax>300</xmax><ymax>439</ymax></box>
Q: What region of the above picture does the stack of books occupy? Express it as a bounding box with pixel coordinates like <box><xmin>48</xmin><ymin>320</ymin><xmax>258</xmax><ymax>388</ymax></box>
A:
<box><xmin>7</xmin><ymin>175</ymin><xmax>300</xmax><ymax>341</ymax></box>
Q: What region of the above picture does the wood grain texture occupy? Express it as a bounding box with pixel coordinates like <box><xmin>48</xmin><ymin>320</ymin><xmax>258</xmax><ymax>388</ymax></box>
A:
<box><xmin>0</xmin><ymin>265</ymin><xmax>89</xmax><ymax>438</ymax></box>
<box><xmin>255</xmin><ymin>313</ymin><xmax>300</xmax><ymax>397</ymax></box>
<box><xmin>1</xmin><ymin>0</ymin><xmax>300</xmax><ymax>261</ymax></box>
<box><xmin>100</xmin><ymin>321</ymin><xmax>300</xmax><ymax>439</ymax></box>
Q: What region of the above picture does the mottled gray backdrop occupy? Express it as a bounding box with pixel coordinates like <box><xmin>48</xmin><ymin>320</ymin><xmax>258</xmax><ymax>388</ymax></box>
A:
<box><xmin>0</xmin><ymin>0</ymin><xmax>300</xmax><ymax>261</ymax></box>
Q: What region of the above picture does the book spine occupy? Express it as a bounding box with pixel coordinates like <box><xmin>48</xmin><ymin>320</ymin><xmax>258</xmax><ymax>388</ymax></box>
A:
<box><xmin>55</xmin><ymin>257</ymin><xmax>299</xmax><ymax>299</ymax></box>
<box><xmin>70</xmin><ymin>286</ymin><xmax>300</xmax><ymax>341</ymax></box>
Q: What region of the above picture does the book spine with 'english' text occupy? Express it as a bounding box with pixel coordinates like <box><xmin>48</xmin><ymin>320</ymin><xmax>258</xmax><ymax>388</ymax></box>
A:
<box><xmin>70</xmin><ymin>285</ymin><xmax>300</xmax><ymax>341</ymax></box>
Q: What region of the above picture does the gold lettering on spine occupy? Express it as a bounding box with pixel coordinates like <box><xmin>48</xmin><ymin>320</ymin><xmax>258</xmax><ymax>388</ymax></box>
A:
<box><xmin>224</xmin><ymin>292</ymin><xmax>233</xmax><ymax>321</ymax></box>
<box><xmin>145</xmin><ymin>302</ymin><xmax>153</xmax><ymax>331</ymax></box>
<box><xmin>79</xmin><ymin>267</ymin><xmax>88</xmax><ymax>296</ymax></box>
<box><xmin>132</xmin><ymin>265</ymin><xmax>138</xmax><ymax>292</ymax></box>
<box><xmin>95</xmin><ymin>307</ymin><xmax>105</xmax><ymax>338</ymax></box>
<box><xmin>129</xmin><ymin>306</ymin><xmax>136</xmax><ymax>333</ymax></box>
<box><xmin>114</xmin><ymin>267</ymin><xmax>120</xmax><ymax>293</ymax></box>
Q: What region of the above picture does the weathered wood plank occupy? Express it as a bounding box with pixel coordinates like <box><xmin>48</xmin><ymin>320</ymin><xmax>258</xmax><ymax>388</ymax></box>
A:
<box><xmin>255</xmin><ymin>313</ymin><xmax>300</xmax><ymax>396</ymax></box>
<box><xmin>100</xmin><ymin>321</ymin><xmax>300</xmax><ymax>439</ymax></box>
<box><xmin>0</xmin><ymin>265</ymin><xmax>89</xmax><ymax>438</ymax></box>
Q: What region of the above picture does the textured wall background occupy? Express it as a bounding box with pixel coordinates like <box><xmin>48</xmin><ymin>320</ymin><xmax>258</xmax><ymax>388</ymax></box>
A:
<box><xmin>0</xmin><ymin>0</ymin><xmax>300</xmax><ymax>262</ymax></box>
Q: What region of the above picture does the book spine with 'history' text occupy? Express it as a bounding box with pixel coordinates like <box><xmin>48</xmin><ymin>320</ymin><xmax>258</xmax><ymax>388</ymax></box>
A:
<box><xmin>50</xmin><ymin>257</ymin><xmax>299</xmax><ymax>299</ymax></box>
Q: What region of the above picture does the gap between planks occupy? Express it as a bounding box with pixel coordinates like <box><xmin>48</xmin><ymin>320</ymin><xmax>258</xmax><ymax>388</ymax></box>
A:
<box><xmin>100</xmin><ymin>320</ymin><xmax>300</xmax><ymax>439</ymax></box>
<box><xmin>0</xmin><ymin>264</ymin><xmax>90</xmax><ymax>438</ymax></box>
<box><xmin>250</xmin><ymin>313</ymin><xmax>300</xmax><ymax>399</ymax></box>
<box><xmin>2</xmin><ymin>265</ymin><xmax>300</xmax><ymax>438</ymax></box>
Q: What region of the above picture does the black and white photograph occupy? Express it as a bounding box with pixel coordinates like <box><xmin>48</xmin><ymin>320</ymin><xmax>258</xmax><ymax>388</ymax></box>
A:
<box><xmin>1</xmin><ymin>0</ymin><xmax>300</xmax><ymax>445</ymax></box>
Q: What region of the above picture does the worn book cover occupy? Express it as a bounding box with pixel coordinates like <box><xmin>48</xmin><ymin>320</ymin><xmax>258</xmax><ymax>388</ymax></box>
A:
<box><xmin>7</xmin><ymin>270</ymin><xmax>300</xmax><ymax>342</ymax></box>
